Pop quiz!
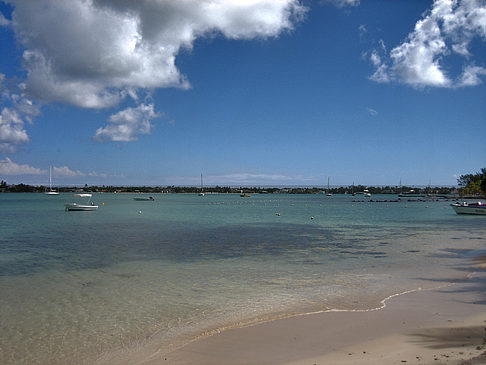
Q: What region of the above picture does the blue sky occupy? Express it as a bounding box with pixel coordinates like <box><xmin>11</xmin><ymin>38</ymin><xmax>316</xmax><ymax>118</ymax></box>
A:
<box><xmin>0</xmin><ymin>0</ymin><xmax>485</xmax><ymax>187</ymax></box>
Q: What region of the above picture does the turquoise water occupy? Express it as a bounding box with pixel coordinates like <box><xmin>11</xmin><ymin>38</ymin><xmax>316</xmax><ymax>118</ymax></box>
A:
<box><xmin>1</xmin><ymin>193</ymin><xmax>485</xmax><ymax>364</ymax></box>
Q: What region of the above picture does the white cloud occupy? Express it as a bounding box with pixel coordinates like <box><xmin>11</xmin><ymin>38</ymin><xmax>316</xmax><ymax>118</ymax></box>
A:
<box><xmin>52</xmin><ymin>165</ymin><xmax>108</xmax><ymax>179</ymax></box>
<box><xmin>369</xmin><ymin>0</ymin><xmax>486</xmax><ymax>88</ymax></box>
<box><xmin>53</xmin><ymin>166</ymin><xmax>85</xmax><ymax>178</ymax></box>
<box><xmin>0</xmin><ymin>158</ymin><xmax>108</xmax><ymax>181</ymax></box>
<box><xmin>210</xmin><ymin>172</ymin><xmax>309</xmax><ymax>185</ymax></box>
<box><xmin>94</xmin><ymin>103</ymin><xmax>161</xmax><ymax>142</ymax></box>
<box><xmin>0</xmin><ymin>74</ymin><xmax>40</xmax><ymax>152</ymax></box>
<box><xmin>366</xmin><ymin>108</ymin><xmax>378</xmax><ymax>117</ymax></box>
<box><xmin>0</xmin><ymin>157</ymin><xmax>44</xmax><ymax>175</ymax></box>
<box><xmin>359</xmin><ymin>24</ymin><xmax>367</xmax><ymax>36</ymax></box>
<box><xmin>7</xmin><ymin>0</ymin><xmax>306</xmax><ymax>109</ymax></box>
<box><xmin>458</xmin><ymin>65</ymin><xmax>486</xmax><ymax>86</ymax></box>
<box><xmin>0</xmin><ymin>11</ymin><xmax>10</xmax><ymax>26</ymax></box>
<box><xmin>0</xmin><ymin>107</ymin><xmax>30</xmax><ymax>152</ymax></box>
<box><xmin>1</xmin><ymin>0</ymin><xmax>306</xmax><ymax>150</ymax></box>
<box><xmin>321</xmin><ymin>0</ymin><xmax>360</xmax><ymax>8</ymax></box>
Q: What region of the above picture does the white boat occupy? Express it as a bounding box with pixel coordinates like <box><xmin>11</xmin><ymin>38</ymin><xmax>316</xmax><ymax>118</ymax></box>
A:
<box><xmin>451</xmin><ymin>201</ymin><xmax>486</xmax><ymax>215</ymax></box>
<box><xmin>326</xmin><ymin>177</ymin><xmax>332</xmax><ymax>196</ymax></box>
<box><xmin>65</xmin><ymin>193</ymin><xmax>98</xmax><ymax>211</ymax></box>
<box><xmin>45</xmin><ymin>166</ymin><xmax>59</xmax><ymax>195</ymax></box>
<box><xmin>64</xmin><ymin>203</ymin><xmax>98</xmax><ymax>211</ymax></box>
<box><xmin>364</xmin><ymin>189</ymin><xmax>371</xmax><ymax>197</ymax></box>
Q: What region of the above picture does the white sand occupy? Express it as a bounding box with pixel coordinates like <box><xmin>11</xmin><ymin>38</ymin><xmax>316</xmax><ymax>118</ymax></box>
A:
<box><xmin>137</xmin><ymin>269</ymin><xmax>486</xmax><ymax>364</ymax></box>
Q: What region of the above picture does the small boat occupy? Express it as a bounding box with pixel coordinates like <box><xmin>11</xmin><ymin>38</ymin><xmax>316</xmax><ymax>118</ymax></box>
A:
<box><xmin>364</xmin><ymin>189</ymin><xmax>371</xmax><ymax>197</ymax></box>
<box><xmin>398</xmin><ymin>189</ymin><xmax>425</xmax><ymax>197</ymax></box>
<box><xmin>133</xmin><ymin>196</ymin><xmax>155</xmax><ymax>201</ymax></box>
<box><xmin>240</xmin><ymin>194</ymin><xmax>251</xmax><ymax>197</ymax></box>
<box><xmin>45</xmin><ymin>166</ymin><xmax>59</xmax><ymax>195</ymax></box>
<box><xmin>326</xmin><ymin>177</ymin><xmax>332</xmax><ymax>196</ymax></box>
<box><xmin>65</xmin><ymin>194</ymin><xmax>98</xmax><ymax>211</ymax></box>
<box><xmin>451</xmin><ymin>201</ymin><xmax>486</xmax><ymax>215</ymax></box>
<box><xmin>65</xmin><ymin>203</ymin><xmax>98</xmax><ymax>211</ymax></box>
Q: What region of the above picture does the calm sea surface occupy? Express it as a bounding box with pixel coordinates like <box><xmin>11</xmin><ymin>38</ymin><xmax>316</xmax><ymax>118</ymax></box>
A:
<box><xmin>1</xmin><ymin>193</ymin><xmax>485</xmax><ymax>364</ymax></box>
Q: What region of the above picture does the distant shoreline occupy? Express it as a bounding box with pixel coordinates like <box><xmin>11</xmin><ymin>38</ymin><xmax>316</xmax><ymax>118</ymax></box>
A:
<box><xmin>0</xmin><ymin>183</ymin><xmax>471</xmax><ymax>196</ymax></box>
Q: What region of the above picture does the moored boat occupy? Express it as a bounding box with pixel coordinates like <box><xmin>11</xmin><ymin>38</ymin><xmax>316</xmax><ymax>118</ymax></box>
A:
<box><xmin>133</xmin><ymin>197</ymin><xmax>155</xmax><ymax>201</ymax></box>
<box><xmin>451</xmin><ymin>201</ymin><xmax>486</xmax><ymax>215</ymax></box>
<box><xmin>65</xmin><ymin>194</ymin><xmax>98</xmax><ymax>211</ymax></box>
<box><xmin>45</xmin><ymin>166</ymin><xmax>59</xmax><ymax>195</ymax></box>
<box><xmin>64</xmin><ymin>203</ymin><xmax>98</xmax><ymax>211</ymax></box>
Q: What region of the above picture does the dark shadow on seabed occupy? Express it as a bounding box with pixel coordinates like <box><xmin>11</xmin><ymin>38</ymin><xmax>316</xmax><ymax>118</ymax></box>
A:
<box><xmin>408</xmin><ymin>248</ymin><xmax>486</xmax><ymax>364</ymax></box>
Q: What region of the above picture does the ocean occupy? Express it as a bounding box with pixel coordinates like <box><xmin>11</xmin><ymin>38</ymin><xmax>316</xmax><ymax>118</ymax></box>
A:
<box><xmin>1</xmin><ymin>192</ymin><xmax>485</xmax><ymax>364</ymax></box>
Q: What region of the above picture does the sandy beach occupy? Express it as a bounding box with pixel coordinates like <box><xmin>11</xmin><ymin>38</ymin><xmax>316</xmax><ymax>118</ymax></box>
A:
<box><xmin>134</xmin><ymin>253</ymin><xmax>486</xmax><ymax>365</ymax></box>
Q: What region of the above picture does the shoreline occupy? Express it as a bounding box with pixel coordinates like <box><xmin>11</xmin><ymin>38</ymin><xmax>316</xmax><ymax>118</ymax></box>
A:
<box><xmin>126</xmin><ymin>253</ymin><xmax>486</xmax><ymax>365</ymax></box>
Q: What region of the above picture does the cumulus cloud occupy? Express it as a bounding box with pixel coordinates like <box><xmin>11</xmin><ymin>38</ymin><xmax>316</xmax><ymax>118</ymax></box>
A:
<box><xmin>0</xmin><ymin>0</ymin><xmax>306</xmax><ymax>150</ymax></box>
<box><xmin>0</xmin><ymin>107</ymin><xmax>30</xmax><ymax>152</ymax></box>
<box><xmin>458</xmin><ymin>65</ymin><xmax>486</xmax><ymax>86</ymax></box>
<box><xmin>94</xmin><ymin>103</ymin><xmax>161</xmax><ymax>142</ymax></box>
<box><xmin>0</xmin><ymin>157</ymin><xmax>108</xmax><ymax>181</ymax></box>
<box><xmin>52</xmin><ymin>165</ymin><xmax>108</xmax><ymax>179</ymax></box>
<box><xmin>369</xmin><ymin>0</ymin><xmax>486</xmax><ymax>88</ymax></box>
<box><xmin>6</xmin><ymin>0</ymin><xmax>306</xmax><ymax>109</ymax></box>
<box><xmin>0</xmin><ymin>11</ymin><xmax>10</xmax><ymax>26</ymax></box>
<box><xmin>0</xmin><ymin>73</ymin><xmax>40</xmax><ymax>152</ymax></box>
<box><xmin>53</xmin><ymin>166</ymin><xmax>85</xmax><ymax>178</ymax></box>
<box><xmin>0</xmin><ymin>157</ymin><xmax>44</xmax><ymax>175</ymax></box>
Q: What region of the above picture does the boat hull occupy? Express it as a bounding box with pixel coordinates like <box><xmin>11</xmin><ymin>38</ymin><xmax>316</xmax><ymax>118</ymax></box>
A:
<box><xmin>451</xmin><ymin>203</ymin><xmax>486</xmax><ymax>215</ymax></box>
<box><xmin>65</xmin><ymin>203</ymin><xmax>98</xmax><ymax>211</ymax></box>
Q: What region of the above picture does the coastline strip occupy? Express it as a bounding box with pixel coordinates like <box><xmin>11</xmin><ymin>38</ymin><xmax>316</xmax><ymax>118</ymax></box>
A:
<box><xmin>138</xmin><ymin>270</ymin><xmax>486</xmax><ymax>365</ymax></box>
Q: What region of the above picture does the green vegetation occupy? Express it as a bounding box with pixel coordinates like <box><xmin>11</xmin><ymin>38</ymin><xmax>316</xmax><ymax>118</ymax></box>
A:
<box><xmin>457</xmin><ymin>168</ymin><xmax>486</xmax><ymax>197</ymax></box>
<box><xmin>0</xmin><ymin>182</ymin><xmax>459</xmax><ymax>195</ymax></box>
<box><xmin>4</xmin><ymin>170</ymin><xmax>485</xmax><ymax>197</ymax></box>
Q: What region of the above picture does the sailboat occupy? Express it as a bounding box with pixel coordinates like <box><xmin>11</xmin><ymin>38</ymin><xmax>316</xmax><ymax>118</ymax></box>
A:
<box><xmin>198</xmin><ymin>173</ymin><xmax>205</xmax><ymax>196</ymax></box>
<box><xmin>326</xmin><ymin>177</ymin><xmax>332</xmax><ymax>196</ymax></box>
<box><xmin>45</xmin><ymin>166</ymin><xmax>59</xmax><ymax>195</ymax></box>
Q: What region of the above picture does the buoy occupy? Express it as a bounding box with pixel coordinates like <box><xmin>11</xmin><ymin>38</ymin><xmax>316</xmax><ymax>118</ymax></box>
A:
<box><xmin>102</xmin><ymin>202</ymin><xmax>104</xmax><ymax>206</ymax></box>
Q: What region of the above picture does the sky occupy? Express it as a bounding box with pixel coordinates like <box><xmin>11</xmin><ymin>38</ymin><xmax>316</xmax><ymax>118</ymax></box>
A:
<box><xmin>0</xmin><ymin>0</ymin><xmax>485</xmax><ymax>187</ymax></box>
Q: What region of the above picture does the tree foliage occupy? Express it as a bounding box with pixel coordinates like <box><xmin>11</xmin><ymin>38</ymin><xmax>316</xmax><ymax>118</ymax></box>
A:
<box><xmin>457</xmin><ymin>168</ymin><xmax>486</xmax><ymax>196</ymax></box>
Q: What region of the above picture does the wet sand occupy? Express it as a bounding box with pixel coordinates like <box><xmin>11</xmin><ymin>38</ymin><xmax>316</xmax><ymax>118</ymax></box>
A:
<box><xmin>135</xmin><ymin>254</ymin><xmax>486</xmax><ymax>365</ymax></box>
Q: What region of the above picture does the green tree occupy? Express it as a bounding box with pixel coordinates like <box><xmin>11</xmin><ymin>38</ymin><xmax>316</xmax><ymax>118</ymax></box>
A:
<box><xmin>458</xmin><ymin>168</ymin><xmax>486</xmax><ymax>196</ymax></box>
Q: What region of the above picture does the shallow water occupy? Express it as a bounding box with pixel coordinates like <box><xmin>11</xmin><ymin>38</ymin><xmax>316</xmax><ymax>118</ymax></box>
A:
<box><xmin>0</xmin><ymin>193</ymin><xmax>485</xmax><ymax>364</ymax></box>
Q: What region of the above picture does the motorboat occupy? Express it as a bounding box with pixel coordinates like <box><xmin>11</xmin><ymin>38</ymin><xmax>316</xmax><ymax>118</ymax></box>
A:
<box><xmin>64</xmin><ymin>203</ymin><xmax>98</xmax><ymax>211</ymax></box>
<box><xmin>65</xmin><ymin>194</ymin><xmax>98</xmax><ymax>211</ymax></box>
<box><xmin>451</xmin><ymin>201</ymin><xmax>486</xmax><ymax>215</ymax></box>
<box><xmin>133</xmin><ymin>196</ymin><xmax>155</xmax><ymax>201</ymax></box>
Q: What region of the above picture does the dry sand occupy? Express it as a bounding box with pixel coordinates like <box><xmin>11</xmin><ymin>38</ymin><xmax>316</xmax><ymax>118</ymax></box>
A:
<box><xmin>125</xmin><ymin>254</ymin><xmax>486</xmax><ymax>365</ymax></box>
